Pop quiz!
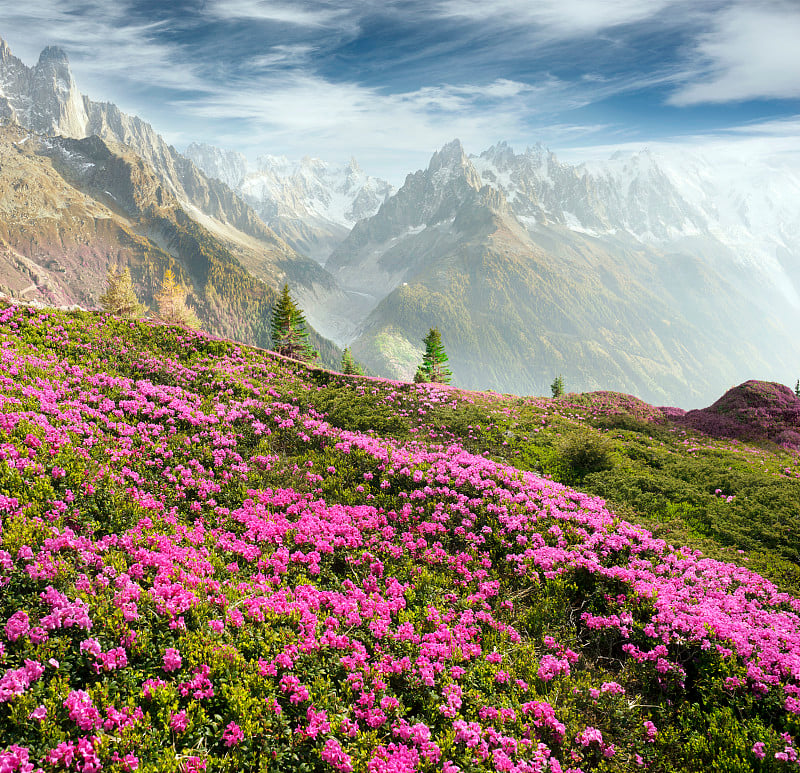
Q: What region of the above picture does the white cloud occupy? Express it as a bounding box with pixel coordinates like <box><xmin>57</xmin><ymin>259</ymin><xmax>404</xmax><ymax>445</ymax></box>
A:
<box><xmin>0</xmin><ymin>1</ymin><xmax>206</xmax><ymax>96</ymax></box>
<box><xmin>249</xmin><ymin>45</ymin><xmax>316</xmax><ymax>69</ymax></box>
<box><xmin>670</xmin><ymin>3</ymin><xmax>800</xmax><ymax>105</ymax></box>
<box><xmin>435</xmin><ymin>0</ymin><xmax>685</xmax><ymax>36</ymax></box>
<box><xmin>203</xmin><ymin>0</ymin><xmax>346</xmax><ymax>27</ymax></box>
<box><xmin>557</xmin><ymin>116</ymin><xmax>800</xmax><ymax>165</ymax></box>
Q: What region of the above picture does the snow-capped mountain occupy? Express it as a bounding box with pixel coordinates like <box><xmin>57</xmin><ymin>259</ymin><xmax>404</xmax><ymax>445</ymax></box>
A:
<box><xmin>186</xmin><ymin>142</ymin><xmax>394</xmax><ymax>262</ymax></box>
<box><xmin>244</xmin><ymin>154</ymin><xmax>394</xmax><ymax>227</ymax></box>
<box><xmin>472</xmin><ymin>142</ymin><xmax>708</xmax><ymax>240</ymax></box>
<box><xmin>471</xmin><ymin>141</ymin><xmax>800</xmax><ymax>305</ymax></box>
<box><xmin>182</xmin><ymin>142</ymin><xmax>248</xmax><ymax>191</ymax></box>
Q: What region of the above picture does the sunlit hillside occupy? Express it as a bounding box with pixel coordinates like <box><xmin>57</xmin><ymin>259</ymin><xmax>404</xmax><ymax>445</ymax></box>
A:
<box><xmin>1</xmin><ymin>303</ymin><xmax>799</xmax><ymax>772</ymax></box>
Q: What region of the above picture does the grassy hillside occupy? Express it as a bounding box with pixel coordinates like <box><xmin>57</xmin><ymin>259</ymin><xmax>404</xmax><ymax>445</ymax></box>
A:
<box><xmin>1</xmin><ymin>304</ymin><xmax>799</xmax><ymax>771</ymax></box>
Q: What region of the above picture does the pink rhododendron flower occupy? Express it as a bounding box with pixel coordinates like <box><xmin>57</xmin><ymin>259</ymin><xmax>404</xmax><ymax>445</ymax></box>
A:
<box><xmin>222</xmin><ymin>721</ymin><xmax>244</xmax><ymax>747</ymax></box>
<box><xmin>577</xmin><ymin>726</ymin><xmax>603</xmax><ymax>747</ymax></box>
<box><xmin>5</xmin><ymin>611</ymin><xmax>29</xmax><ymax>642</ymax></box>
<box><xmin>321</xmin><ymin>738</ymin><xmax>353</xmax><ymax>772</ymax></box>
<box><xmin>162</xmin><ymin>647</ymin><xmax>182</xmax><ymax>672</ymax></box>
<box><xmin>170</xmin><ymin>710</ymin><xmax>188</xmax><ymax>733</ymax></box>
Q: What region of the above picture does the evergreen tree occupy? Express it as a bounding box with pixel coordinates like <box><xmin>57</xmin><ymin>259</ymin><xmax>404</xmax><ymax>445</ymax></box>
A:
<box><xmin>795</xmin><ymin>379</ymin><xmax>800</xmax><ymax>399</ymax></box>
<box><xmin>98</xmin><ymin>265</ymin><xmax>147</xmax><ymax>319</ymax></box>
<box><xmin>341</xmin><ymin>347</ymin><xmax>363</xmax><ymax>375</ymax></box>
<box><xmin>551</xmin><ymin>374</ymin><xmax>565</xmax><ymax>398</ymax></box>
<box><xmin>270</xmin><ymin>284</ymin><xmax>317</xmax><ymax>362</ymax></box>
<box><xmin>414</xmin><ymin>328</ymin><xmax>452</xmax><ymax>384</ymax></box>
<box><xmin>154</xmin><ymin>268</ymin><xmax>200</xmax><ymax>329</ymax></box>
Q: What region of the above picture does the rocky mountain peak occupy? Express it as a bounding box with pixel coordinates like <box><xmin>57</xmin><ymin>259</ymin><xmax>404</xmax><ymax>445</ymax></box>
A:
<box><xmin>428</xmin><ymin>138</ymin><xmax>467</xmax><ymax>171</ymax></box>
<box><xmin>184</xmin><ymin>141</ymin><xmax>247</xmax><ymax>189</ymax></box>
<box><xmin>426</xmin><ymin>138</ymin><xmax>482</xmax><ymax>192</ymax></box>
<box><xmin>37</xmin><ymin>45</ymin><xmax>70</xmax><ymax>66</ymax></box>
<box><xmin>479</xmin><ymin>140</ymin><xmax>517</xmax><ymax>170</ymax></box>
<box><xmin>0</xmin><ymin>37</ymin><xmax>88</xmax><ymax>137</ymax></box>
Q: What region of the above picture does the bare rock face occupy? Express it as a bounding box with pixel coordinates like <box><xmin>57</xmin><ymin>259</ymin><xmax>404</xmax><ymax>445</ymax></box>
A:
<box><xmin>31</xmin><ymin>46</ymin><xmax>89</xmax><ymax>137</ymax></box>
<box><xmin>1</xmin><ymin>41</ymin><xmax>88</xmax><ymax>137</ymax></box>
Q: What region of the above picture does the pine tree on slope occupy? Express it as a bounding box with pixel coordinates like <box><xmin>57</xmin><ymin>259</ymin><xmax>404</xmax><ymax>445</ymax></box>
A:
<box><xmin>341</xmin><ymin>347</ymin><xmax>363</xmax><ymax>375</ymax></box>
<box><xmin>270</xmin><ymin>284</ymin><xmax>317</xmax><ymax>363</ymax></box>
<box><xmin>414</xmin><ymin>328</ymin><xmax>452</xmax><ymax>384</ymax></box>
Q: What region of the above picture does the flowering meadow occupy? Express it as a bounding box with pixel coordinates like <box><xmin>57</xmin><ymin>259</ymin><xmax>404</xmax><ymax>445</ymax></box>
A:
<box><xmin>1</xmin><ymin>304</ymin><xmax>800</xmax><ymax>772</ymax></box>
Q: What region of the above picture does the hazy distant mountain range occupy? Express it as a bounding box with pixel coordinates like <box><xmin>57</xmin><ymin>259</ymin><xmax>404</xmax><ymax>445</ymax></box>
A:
<box><xmin>185</xmin><ymin>143</ymin><xmax>395</xmax><ymax>264</ymax></box>
<box><xmin>1</xmin><ymin>35</ymin><xmax>798</xmax><ymax>406</ymax></box>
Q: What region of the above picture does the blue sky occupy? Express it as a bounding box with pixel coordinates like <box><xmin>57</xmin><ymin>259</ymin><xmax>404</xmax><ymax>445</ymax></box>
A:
<box><xmin>2</xmin><ymin>0</ymin><xmax>800</xmax><ymax>182</ymax></box>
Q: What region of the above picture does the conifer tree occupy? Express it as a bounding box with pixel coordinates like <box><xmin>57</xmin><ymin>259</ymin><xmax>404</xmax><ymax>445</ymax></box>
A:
<box><xmin>795</xmin><ymin>379</ymin><xmax>800</xmax><ymax>399</ymax></box>
<box><xmin>551</xmin><ymin>374</ymin><xmax>565</xmax><ymax>398</ymax></box>
<box><xmin>154</xmin><ymin>268</ymin><xmax>200</xmax><ymax>329</ymax></box>
<box><xmin>341</xmin><ymin>347</ymin><xmax>363</xmax><ymax>375</ymax></box>
<box><xmin>270</xmin><ymin>284</ymin><xmax>317</xmax><ymax>362</ymax></box>
<box><xmin>414</xmin><ymin>328</ymin><xmax>452</xmax><ymax>384</ymax></box>
<box><xmin>98</xmin><ymin>265</ymin><xmax>147</xmax><ymax>319</ymax></box>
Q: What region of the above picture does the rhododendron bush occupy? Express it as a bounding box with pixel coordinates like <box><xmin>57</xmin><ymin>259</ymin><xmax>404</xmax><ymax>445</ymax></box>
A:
<box><xmin>1</xmin><ymin>304</ymin><xmax>799</xmax><ymax>772</ymax></box>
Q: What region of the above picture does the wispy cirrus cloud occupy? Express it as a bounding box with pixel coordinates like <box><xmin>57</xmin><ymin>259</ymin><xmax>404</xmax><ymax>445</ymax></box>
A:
<box><xmin>248</xmin><ymin>45</ymin><xmax>316</xmax><ymax>70</ymax></box>
<box><xmin>2</xmin><ymin>0</ymin><xmax>799</xmax><ymax>183</ymax></box>
<box><xmin>203</xmin><ymin>0</ymin><xmax>348</xmax><ymax>28</ymax></box>
<box><xmin>560</xmin><ymin>114</ymin><xmax>800</xmax><ymax>164</ymax></box>
<box><xmin>434</xmin><ymin>0</ymin><xmax>688</xmax><ymax>36</ymax></box>
<box><xmin>176</xmin><ymin>74</ymin><xmax>576</xmax><ymax>180</ymax></box>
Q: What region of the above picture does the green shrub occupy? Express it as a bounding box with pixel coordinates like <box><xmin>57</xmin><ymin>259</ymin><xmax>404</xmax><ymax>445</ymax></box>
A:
<box><xmin>557</xmin><ymin>430</ymin><xmax>615</xmax><ymax>479</ymax></box>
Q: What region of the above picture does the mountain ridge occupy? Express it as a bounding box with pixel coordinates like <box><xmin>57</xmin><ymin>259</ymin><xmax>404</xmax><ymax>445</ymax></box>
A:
<box><xmin>0</xmin><ymin>122</ymin><xmax>340</xmax><ymax>366</ymax></box>
<box><xmin>0</xmin><ymin>36</ymin><xmax>333</xmax><ymax>294</ymax></box>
